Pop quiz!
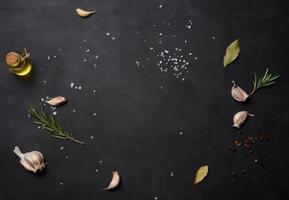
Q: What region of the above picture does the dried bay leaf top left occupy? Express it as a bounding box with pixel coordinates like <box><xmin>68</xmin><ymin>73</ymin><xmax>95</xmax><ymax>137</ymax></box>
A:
<box><xmin>223</xmin><ymin>39</ymin><xmax>240</xmax><ymax>67</ymax></box>
<box><xmin>193</xmin><ymin>165</ymin><xmax>208</xmax><ymax>186</ymax></box>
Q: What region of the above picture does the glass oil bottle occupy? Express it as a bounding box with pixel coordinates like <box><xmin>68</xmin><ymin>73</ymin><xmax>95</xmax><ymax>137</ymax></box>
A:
<box><xmin>5</xmin><ymin>48</ymin><xmax>32</xmax><ymax>76</ymax></box>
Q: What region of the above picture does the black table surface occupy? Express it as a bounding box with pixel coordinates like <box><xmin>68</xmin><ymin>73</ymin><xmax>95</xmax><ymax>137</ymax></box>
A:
<box><xmin>1</xmin><ymin>0</ymin><xmax>289</xmax><ymax>199</ymax></box>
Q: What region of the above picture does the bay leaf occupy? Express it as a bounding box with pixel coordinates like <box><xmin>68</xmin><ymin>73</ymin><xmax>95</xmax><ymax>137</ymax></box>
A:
<box><xmin>223</xmin><ymin>39</ymin><xmax>240</xmax><ymax>67</ymax></box>
<box><xmin>193</xmin><ymin>165</ymin><xmax>208</xmax><ymax>185</ymax></box>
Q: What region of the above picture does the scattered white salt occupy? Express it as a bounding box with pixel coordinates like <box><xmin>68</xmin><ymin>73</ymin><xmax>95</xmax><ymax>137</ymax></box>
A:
<box><xmin>60</xmin><ymin>146</ymin><xmax>64</xmax><ymax>150</ymax></box>
<box><xmin>212</xmin><ymin>36</ymin><xmax>216</xmax><ymax>39</ymax></box>
<box><xmin>53</xmin><ymin>55</ymin><xmax>56</xmax><ymax>59</ymax></box>
<box><xmin>186</xmin><ymin>25</ymin><xmax>191</xmax><ymax>29</ymax></box>
<box><xmin>170</xmin><ymin>172</ymin><xmax>174</xmax><ymax>176</ymax></box>
<box><xmin>78</xmin><ymin>86</ymin><xmax>82</xmax><ymax>90</ymax></box>
<box><xmin>59</xmin><ymin>182</ymin><xmax>64</xmax><ymax>186</ymax></box>
<box><xmin>72</xmin><ymin>109</ymin><xmax>76</xmax><ymax>113</ymax></box>
<box><xmin>159</xmin><ymin>4</ymin><xmax>163</xmax><ymax>8</ymax></box>
<box><xmin>53</xmin><ymin>111</ymin><xmax>57</xmax><ymax>116</ymax></box>
<box><xmin>106</xmin><ymin>32</ymin><xmax>110</xmax><ymax>36</ymax></box>
<box><xmin>43</xmin><ymin>80</ymin><xmax>47</xmax><ymax>84</ymax></box>
<box><xmin>99</xmin><ymin>160</ymin><xmax>102</xmax><ymax>164</ymax></box>
<box><xmin>58</xmin><ymin>48</ymin><xmax>61</xmax><ymax>52</ymax></box>
<box><xmin>70</xmin><ymin>82</ymin><xmax>74</xmax><ymax>88</ymax></box>
<box><xmin>93</xmin><ymin>90</ymin><xmax>96</xmax><ymax>93</ymax></box>
<box><xmin>83</xmin><ymin>58</ymin><xmax>87</xmax><ymax>62</ymax></box>
<box><xmin>90</xmin><ymin>136</ymin><xmax>94</xmax><ymax>139</ymax></box>
<box><xmin>194</xmin><ymin>57</ymin><xmax>198</xmax><ymax>60</ymax></box>
<box><xmin>112</xmin><ymin>37</ymin><xmax>116</xmax><ymax>40</ymax></box>
<box><xmin>95</xmin><ymin>169</ymin><xmax>99</xmax><ymax>172</ymax></box>
<box><xmin>47</xmin><ymin>56</ymin><xmax>50</xmax><ymax>60</ymax></box>
<box><xmin>93</xmin><ymin>113</ymin><xmax>96</xmax><ymax>116</ymax></box>
<box><xmin>86</xmin><ymin>49</ymin><xmax>90</xmax><ymax>53</ymax></box>
<box><xmin>179</xmin><ymin>132</ymin><xmax>183</xmax><ymax>135</ymax></box>
<box><xmin>95</xmin><ymin>55</ymin><xmax>99</xmax><ymax>59</ymax></box>
<box><xmin>136</xmin><ymin>61</ymin><xmax>140</xmax><ymax>67</ymax></box>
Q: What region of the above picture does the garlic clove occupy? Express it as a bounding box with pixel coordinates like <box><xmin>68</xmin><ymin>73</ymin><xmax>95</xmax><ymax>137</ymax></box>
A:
<box><xmin>46</xmin><ymin>96</ymin><xmax>67</xmax><ymax>106</ymax></box>
<box><xmin>103</xmin><ymin>171</ymin><xmax>121</xmax><ymax>190</ymax></box>
<box><xmin>13</xmin><ymin>146</ymin><xmax>45</xmax><ymax>173</ymax></box>
<box><xmin>233</xmin><ymin>111</ymin><xmax>254</xmax><ymax>129</ymax></box>
<box><xmin>76</xmin><ymin>8</ymin><xmax>95</xmax><ymax>18</ymax></box>
<box><xmin>231</xmin><ymin>81</ymin><xmax>249</xmax><ymax>102</ymax></box>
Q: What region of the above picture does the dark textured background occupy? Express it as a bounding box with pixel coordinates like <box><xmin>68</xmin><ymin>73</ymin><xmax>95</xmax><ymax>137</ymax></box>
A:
<box><xmin>0</xmin><ymin>0</ymin><xmax>289</xmax><ymax>199</ymax></box>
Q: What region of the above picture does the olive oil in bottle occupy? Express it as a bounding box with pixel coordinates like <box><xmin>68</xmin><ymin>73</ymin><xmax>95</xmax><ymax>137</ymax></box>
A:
<box><xmin>5</xmin><ymin>48</ymin><xmax>32</xmax><ymax>76</ymax></box>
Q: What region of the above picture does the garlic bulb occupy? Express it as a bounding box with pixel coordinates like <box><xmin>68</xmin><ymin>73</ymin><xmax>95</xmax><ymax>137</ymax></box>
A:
<box><xmin>231</xmin><ymin>81</ymin><xmax>249</xmax><ymax>102</ymax></box>
<box><xmin>13</xmin><ymin>146</ymin><xmax>45</xmax><ymax>173</ymax></box>
<box><xmin>104</xmin><ymin>171</ymin><xmax>121</xmax><ymax>190</ymax></box>
<box><xmin>46</xmin><ymin>96</ymin><xmax>67</xmax><ymax>106</ymax></box>
<box><xmin>233</xmin><ymin>111</ymin><xmax>254</xmax><ymax>128</ymax></box>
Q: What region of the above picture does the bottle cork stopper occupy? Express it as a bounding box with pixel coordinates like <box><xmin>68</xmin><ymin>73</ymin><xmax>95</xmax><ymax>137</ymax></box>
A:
<box><xmin>6</xmin><ymin>52</ymin><xmax>20</xmax><ymax>66</ymax></box>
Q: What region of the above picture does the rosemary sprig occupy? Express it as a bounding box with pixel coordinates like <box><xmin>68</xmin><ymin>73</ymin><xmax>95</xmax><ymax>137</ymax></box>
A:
<box><xmin>250</xmin><ymin>68</ymin><xmax>280</xmax><ymax>96</ymax></box>
<box><xmin>28</xmin><ymin>105</ymin><xmax>84</xmax><ymax>144</ymax></box>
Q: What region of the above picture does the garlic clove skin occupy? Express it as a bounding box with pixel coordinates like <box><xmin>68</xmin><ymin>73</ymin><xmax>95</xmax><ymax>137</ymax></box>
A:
<box><xmin>76</xmin><ymin>8</ymin><xmax>95</xmax><ymax>18</ymax></box>
<box><xmin>231</xmin><ymin>81</ymin><xmax>249</xmax><ymax>102</ymax></box>
<box><xmin>103</xmin><ymin>171</ymin><xmax>121</xmax><ymax>190</ymax></box>
<box><xmin>46</xmin><ymin>96</ymin><xmax>67</xmax><ymax>106</ymax></box>
<box><xmin>13</xmin><ymin>146</ymin><xmax>45</xmax><ymax>173</ymax></box>
<box><xmin>233</xmin><ymin>111</ymin><xmax>254</xmax><ymax>129</ymax></box>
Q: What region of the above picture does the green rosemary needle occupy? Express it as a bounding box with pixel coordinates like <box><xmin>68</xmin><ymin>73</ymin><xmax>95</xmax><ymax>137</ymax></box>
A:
<box><xmin>28</xmin><ymin>105</ymin><xmax>84</xmax><ymax>144</ymax></box>
<box><xmin>250</xmin><ymin>68</ymin><xmax>280</xmax><ymax>96</ymax></box>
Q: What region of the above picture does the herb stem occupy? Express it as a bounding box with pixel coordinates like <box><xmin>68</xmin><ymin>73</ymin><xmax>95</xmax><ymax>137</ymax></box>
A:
<box><xmin>28</xmin><ymin>105</ymin><xmax>84</xmax><ymax>145</ymax></box>
<box><xmin>249</xmin><ymin>68</ymin><xmax>279</xmax><ymax>96</ymax></box>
